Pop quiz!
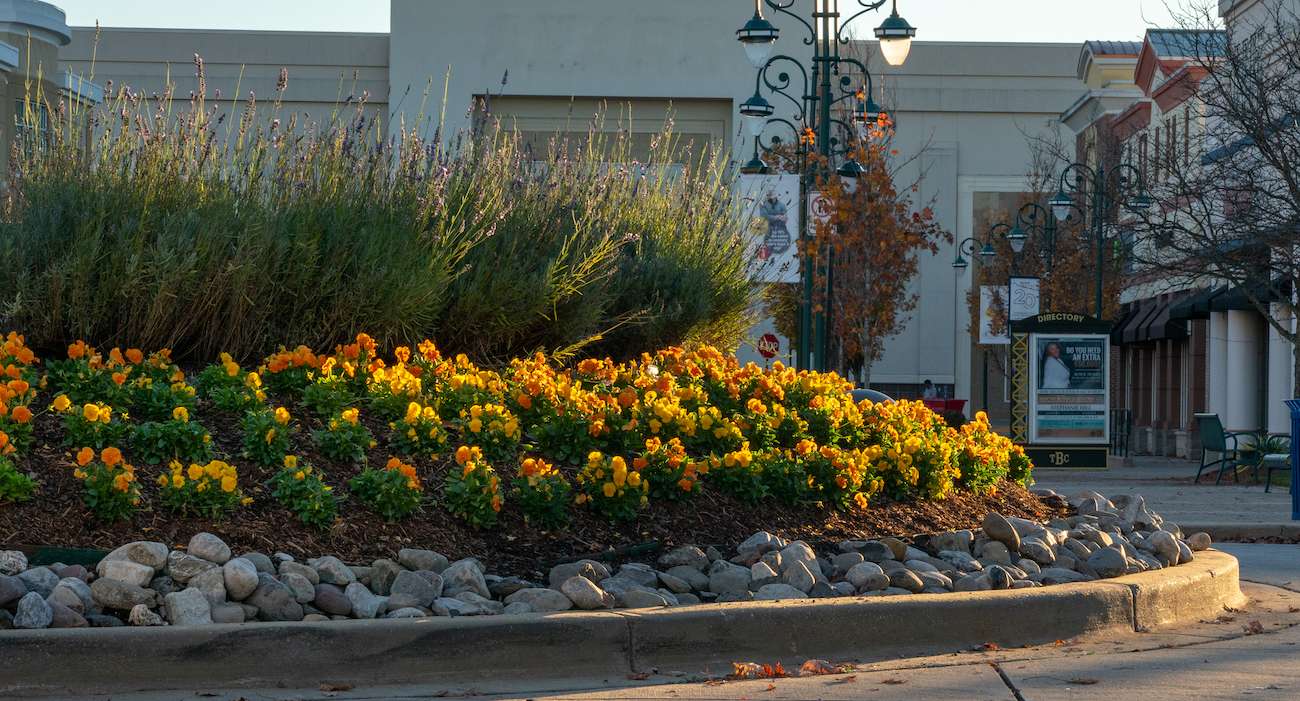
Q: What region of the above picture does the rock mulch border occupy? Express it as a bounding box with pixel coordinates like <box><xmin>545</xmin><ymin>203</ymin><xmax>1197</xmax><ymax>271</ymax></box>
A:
<box><xmin>0</xmin><ymin>489</ymin><xmax>1212</xmax><ymax>631</ymax></box>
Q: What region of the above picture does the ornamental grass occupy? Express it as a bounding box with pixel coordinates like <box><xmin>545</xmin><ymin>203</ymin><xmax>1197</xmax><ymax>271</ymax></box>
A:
<box><xmin>1</xmin><ymin>59</ymin><xmax>753</xmax><ymax>363</ymax></box>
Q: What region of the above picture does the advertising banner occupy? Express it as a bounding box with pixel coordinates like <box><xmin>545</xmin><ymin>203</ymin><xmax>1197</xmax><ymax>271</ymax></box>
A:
<box><xmin>1029</xmin><ymin>334</ymin><xmax>1109</xmax><ymax>444</ymax></box>
<box><xmin>740</xmin><ymin>174</ymin><xmax>801</xmax><ymax>284</ymax></box>
<box><xmin>979</xmin><ymin>286</ymin><xmax>1010</xmax><ymax>345</ymax></box>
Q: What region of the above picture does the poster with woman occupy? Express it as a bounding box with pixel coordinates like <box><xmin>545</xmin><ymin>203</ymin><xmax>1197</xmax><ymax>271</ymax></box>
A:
<box><xmin>1030</xmin><ymin>335</ymin><xmax>1108</xmax><ymax>443</ymax></box>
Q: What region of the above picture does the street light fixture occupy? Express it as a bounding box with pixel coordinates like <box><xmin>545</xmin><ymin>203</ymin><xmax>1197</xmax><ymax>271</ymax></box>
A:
<box><xmin>737</xmin><ymin>7</ymin><xmax>780</xmax><ymax>68</ymax></box>
<box><xmin>953</xmin><ymin>234</ymin><xmax>998</xmax><ymax>271</ymax></box>
<box><xmin>1007</xmin><ymin>224</ymin><xmax>1028</xmax><ymax>254</ymax></box>
<box><xmin>736</xmin><ymin>0</ymin><xmax>917</xmax><ymax>372</ymax></box>
<box><xmin>1050</xmin><ymin>162</ymin><xmax>1152</xmax><ymax>317</ymax></box>
<box><xmin>874</xmin><ymin>0</ymin><xmax>918</xmax><ymax>66</ymax></box>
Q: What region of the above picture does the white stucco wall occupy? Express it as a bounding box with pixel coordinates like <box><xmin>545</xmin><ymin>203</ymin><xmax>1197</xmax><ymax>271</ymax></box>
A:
<box><xmin>388</xmin><ymin>1</ymin><xmax>1082</xmax><ymax>396</ymax></box>
<box><xmin>61</xmin><ymin>27</ymin><xmax>389</xmax><ymax>126</ymax></box>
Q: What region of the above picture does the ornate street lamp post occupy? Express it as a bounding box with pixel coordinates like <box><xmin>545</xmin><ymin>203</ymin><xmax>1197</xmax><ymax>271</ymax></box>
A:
<box><xmin>736</xmin><ymin>0</ymin><xmax>917</xmax><ymax>372</ymax></box>
<box><xmin>1048</xmin><ymin>164</ymin><xmax>1153</xmax><ymax>318</ymax></box>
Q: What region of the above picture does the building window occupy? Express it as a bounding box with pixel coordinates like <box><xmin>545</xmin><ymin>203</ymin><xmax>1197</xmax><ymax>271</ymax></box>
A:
<box><xmin>1139</xmin><ymin>134</ymin><xmax>1148</xmax><ymax>181</ymax></box>
<box><xmin>14</xmin><ymin>99</ymin><xmax>50</xmax><ymax>147</ymax></box>
<box><xmin>1154</xmin><ymin>126</ymin><xmax>1162</xmax><ymax>180</ymax></box>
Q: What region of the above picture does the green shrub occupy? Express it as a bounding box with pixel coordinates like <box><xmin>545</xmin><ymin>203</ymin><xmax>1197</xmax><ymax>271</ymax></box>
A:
<box><xmin>130</xmin><ymin>410</ymin><xmax>213</xmax><ymax>465</ymax></box>
<box><xmin>270</xmin><ymin>456</ymin><xmax>339</xmax><ymax>530</ymax></box>
<box><xmin>313</xmin><ymin>409</ymin><xmax>374</xmax><ymax>463</ymax></box>
<box><xmin>0</xmin><ymin>455</ymin><xmax>35</xmax><ymax>503</ymax></box>
<box><xmin>349</xmin><ymin>457</ymin><xmax>423</xmax><ymax>521</ymax></box>
<box><xmin>241</xmin><ymin>407</ymin><xmax>294</xmax><ymax>467</ymax></box>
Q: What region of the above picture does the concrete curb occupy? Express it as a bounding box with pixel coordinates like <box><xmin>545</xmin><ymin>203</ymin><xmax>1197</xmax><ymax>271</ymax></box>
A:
<box><xmin>1180</xmin><ymin>523</ymin><xmax>1300</xmax><ymax>542</ymax></box>
<box><xmin>0</xmin><ymin>552</ymin><xmax>1244</xmax><ymax>698</ymax></box>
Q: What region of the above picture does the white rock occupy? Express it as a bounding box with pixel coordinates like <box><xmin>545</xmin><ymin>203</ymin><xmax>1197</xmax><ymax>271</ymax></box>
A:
<box><xmin>222</xmin><ymin>558</ymin><xmax>259</xmax><ymax>601</ymax></box>
<box><xmin>97</xmin><ymin>559</ymin><xmax>154</xmax><ymax>587</ymax></box>
<box><xmin>164</xmin><ymin>588</ymin><xmax>213</xmax><ymax>626</ymax></box>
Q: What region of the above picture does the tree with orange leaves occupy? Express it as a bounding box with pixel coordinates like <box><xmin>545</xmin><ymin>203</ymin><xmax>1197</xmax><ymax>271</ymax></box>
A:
<box><xmin>807</xmin><ymin>116</ymin><xmax>948</xmax><ymax>385</ymax></box>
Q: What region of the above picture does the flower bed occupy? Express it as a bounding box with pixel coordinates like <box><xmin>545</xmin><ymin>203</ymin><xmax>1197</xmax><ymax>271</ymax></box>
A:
<box><xmin>0</xmin><ymin>331</ymin><xmax>1037</xmax><ymax>568</ymax></box>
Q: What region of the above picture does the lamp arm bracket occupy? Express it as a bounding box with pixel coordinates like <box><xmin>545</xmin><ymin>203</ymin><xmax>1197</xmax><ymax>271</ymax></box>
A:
<box><xmin>765</xmin><ymin>0</ymin><xmax>817</xmax><ymax>46</ymax></box>
<box><xmin>838</xmin><ymin>0</ymin><xmax>890</xmax><ymax>44</ymax></box>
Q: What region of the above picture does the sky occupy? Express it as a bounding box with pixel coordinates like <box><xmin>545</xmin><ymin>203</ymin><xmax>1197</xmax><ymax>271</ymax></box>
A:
<box><xmin>53</xmin><ymin>1</ymin><xmax>1184</xmax><ymax>43</ymax></box>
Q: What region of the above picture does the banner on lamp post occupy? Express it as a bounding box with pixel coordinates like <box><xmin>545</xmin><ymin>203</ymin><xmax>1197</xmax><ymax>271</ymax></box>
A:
<box><xmin>740</xmin><ymin>174</ymin><xmax>801</xmax><ymax>284</ymax></box>
<box><xmin>979</xmin><ymin>286</ymin><xmax>1010</xmax><ymax>345</ymax></box>
<box><xmin>1009</xmin><ymin>276</ymin><xmax>1042</xmax><ymax>321</ymax></box>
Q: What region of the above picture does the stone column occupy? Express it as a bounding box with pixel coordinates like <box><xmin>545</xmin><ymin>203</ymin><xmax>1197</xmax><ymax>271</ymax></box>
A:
<box><xmin>1208</xmin><ymin>311</ymin><xmax>1229</xmax><ymax>418</ymax></box>
<box><xmin>1266</xmin><ymin>303</ymin><xmax>1295</xmax><ymax>434</ymax></box>
<box><xmin>1224</xmin><ymin>310</ymin><xmax>1264</xmax><ymax>433</ymax></box>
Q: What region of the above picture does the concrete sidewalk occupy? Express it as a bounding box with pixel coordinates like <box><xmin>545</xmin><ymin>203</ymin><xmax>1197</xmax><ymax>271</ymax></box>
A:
<box><xmin>83</xmin><ymin>544</ymin><xmax>1300</xmax><ymax>701</ymax></box>
<box><xmin>1032</xmin><ymin>457</ymin><xmax>1295</xmax><ymax>531</ymax></box>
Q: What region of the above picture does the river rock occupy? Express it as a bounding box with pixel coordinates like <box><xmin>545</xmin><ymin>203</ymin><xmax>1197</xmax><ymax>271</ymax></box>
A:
<box><xmin>1148</xmin><ymin>530</ymin><xmax>1181</xmax><ymax>564</ymax></box>
<box><xmin>1019</xmin><ymin>539</ymin><xmax>1055</xmax><ymax>566</ymax></box>
<box><xmin>0</xmin><ymin>550</ymin><xmax>27</xmax><ymax>576</ymax></box>
<box><xmin>443</xmin><ymin>559</ymin><xmax>491</xmax><ymax>599</ymax></box>
<box><xmin>49</xmin><ymin>579</ymin><xmax>90</xmax><ymax>613</ymax></box>
<box><xmin>239</xmin><ymin>552</ymin><xmax>275</xmax><ymax>574</ymax></box>
<box><xmin>954</xmin><ymin>573</ymin><xmax>992</xmax><ymax>592</ymax></box>
<box><xmin>91</xmin><ymin>578</ymin><xmax>157</xmax><ymax>610</ymax></box>
<box><xmin>432</xmin><ymin>597</ymin><xmax>487</xmax><ymax>616</ymax></box>
<box><xmin>982</xmin><ymin>513</ymin><xmax>1021</xmax><ymax>551</ymax></box>
<box><xmin>312</xmin><ymin>583</ymin><xmax>353</xmax><ymax>616</ymax></box>
<box><xmin>1087</xmin><ymin>547</ymin><xmax>1128</xmax><ymax>578</ymax></box>
<box><xmin>278</xmin><ymin>572</ymin><xmax>315</xmax><ymax>603</ymax></box>
<box><xmin>736</xmin><ymin>531</ymin><xmax>784</xmax><ymax>559</ymax></box>
<box><xmin>845</xmin><ymin>562</ymin><xmax>889</xmax><ymax>591</ymax></box>
<box><xmin>13</xmin><ymin>592</ymin><xmax>52</xmax><ymax>629</ymax></box>
<box><xmin>311</xmin><ymin>556</ymin><xmax>355</xmax><ymax>586</ymax></box>
<box><xmin>1186</xmin><ymin>532</ymin><xmax>1212</xmax><ymax>551</ymax></box>
<box><xmin>187</xmin><ymin>533</ymin><xmax>231</xmax><ymax>565</ymax></box>
<box><xmin>166</xmin><ymin>551</ymin><xmax>217</xmax><ymax>584</ymax></box>
<box><xmin>889</xmin><ymin>569</ymin><xmax>925</xmax><ymax>593</ymax></box>
<box><xmin>391</xmin><ymin>570</ymin><xmax>443</xmax><ymax>607</ymax></box>
<box><xmin>278</xmin><ymin>561</ymin><xmax>320</xmax><ymax>585</ymax></box>
<box><xmin>102</xmin><ymin>541</ymin><xmax>168</xmax><ymax>570</ymax></box>
<box><xmin>369</xmin><ymin>559</ymin><xmax>403</xmax><ymax>595</ymax></box>
<box><xmin>0</xmin><ymin>574</ymin><xmax>26</xmax><ymax>606</ymax></box>
<box><xmin>560</xmin><ymin>575</ymin><xmax>614</xmax><ymax>609</ymax></box>
<box><xmin>547</xmin><ymin>560</ymin><xmax>610</xmax><ymax>588</ymax></box>
<box><xmin>657</xmin><ymin>571</ymin><xmax>692</xmax><ymax>594</ymax></box>
<box><xmin>618</xmin><ymin>589</ymin><xmax>671</xmax><ymax>608</ymax></box>
<box><xmin>930</xmin><ymin>530</ymin><xmax>974</xmax><ymax>554</ymax></box>
<box><xmin>455</xmin><ymin>591</ymin><xmax>504</xmax><ymax>614</ymax></box>
<box><xmin>782</xmin><ymin>560</ymin><xmax>816</xmax><ymax>593</ymax></box>
<box><xmin>505</xmin><ymin>587</ymin><xmax>573</xmax><ymax>612</ymax></box>
<box><xmin>222</xmin><ymin>558</ymin><xmax>259</xmax><ymax>601</ymax></box>
<box><xmin>666</xmin><ymin>565</ymin><xmax>709</xmax><ymax>591</ymax></box>
<box><xmin>211</xmin><ymin>602</ymin><xmax>246</xmax><ymax>624</ymax></box>
<box><xmin>165</xmin><ymin>588</ymin><xmax>213</xmax><ymax>626</ymax></box>
<box><xmin>247</xmin><ymin>574</ymin><xmax>305</xmax><ymax>621</ymax></box>
<box><xmin>345</xmin><ymin>582</ymin><xmax>385</xmax><ymax>619</ymax></box>
<box><xmin>17</xmin><ymin>567</ymin><xmax>58</xmax><ymax>597</ymax></box>
<box><xmin>658</xmin><ymin>545</ymin><xmax>709</xmax><ymax>571</ymax></box>
<box><xmin>398</xmin><ymin>548</ymin><xmax>449</xmax><ymax>573</ymax></box>
<box><xmin>754</xmin><ymin>583</ymin><xmax>809</xmax><ymax>600</ymax></box>
<box><xmin>1037</xmin><ymin>568</ymin><xmax>1091</xmax><ymax>585</ymax></box>
<box><xmin>190</xmin><ymin>567</ymin><xmax>228</xmax><ymax>605</ymax></box>
<box><xmin>96</xmin><ymin>559</ymin><xmax>153</xmax><ymax>588</ymax></box>
<box><xmin>707</xmin><ymin>562</ymin><xmax>751</xmax><ymax>596</ymax></box>
<box><xmin>128</xmin><ymin>604</ymin><xmax>166</xmax><ymax>626</ymax></box>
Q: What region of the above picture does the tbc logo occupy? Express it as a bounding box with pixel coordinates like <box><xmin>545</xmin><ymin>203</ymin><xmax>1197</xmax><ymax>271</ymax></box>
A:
<box><xmin>1048</xmin><ymin>451</ymin><xmax>1071</xmax><ymax>466</ymax></box>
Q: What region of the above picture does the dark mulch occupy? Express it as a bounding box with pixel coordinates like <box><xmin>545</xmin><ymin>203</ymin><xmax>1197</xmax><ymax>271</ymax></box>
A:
<box><xmin>1</xmin><ymin>389</ymin><xmax>1061</xmax><ymax>581</ymax></box>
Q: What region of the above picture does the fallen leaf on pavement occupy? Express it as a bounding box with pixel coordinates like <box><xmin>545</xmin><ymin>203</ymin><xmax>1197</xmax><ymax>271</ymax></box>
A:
<box><xmin>627</xmin><ymin>672</ymin><xmax>651</xmax><ymax>681</ymax></box>
<box><xmin>882</xmin><ymin>678</ymin><xmax>907</xmax><ymax>685</ymax></box>
<box><xmin>763</xmin><ymin>683</ymin><xmax>777</xmax><ymax>692</ymax></box>
<box><xmin>731</xmin><ymin>662</ymin><xmax>788</xmax><ymax>679</ymax></box>
<box><xmin>979</xmin><ymin>642</ymin><xmax>1001</xmax><ymax>651</ymax></box>
<box><xmin>1244</xmin><ymin>620</ymin><xmax>1265</xmax><ymax>635</ymax></box>
<box><xmin>799</xmin><ymin>659</ymin><xmax>836</xmax><ymax>676</ymax></box>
